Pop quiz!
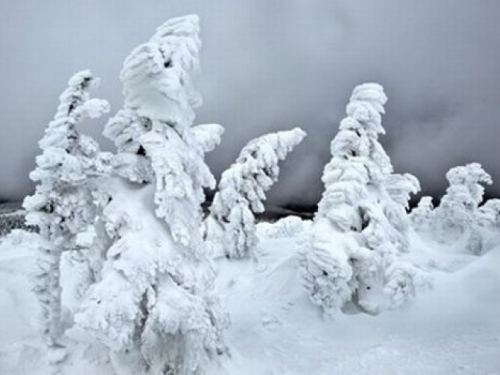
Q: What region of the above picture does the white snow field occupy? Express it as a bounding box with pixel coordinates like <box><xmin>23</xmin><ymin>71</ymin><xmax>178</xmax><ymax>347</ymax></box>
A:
<box><xmin>1</xmin><ymin>221</ymin><xmax>499</xmax><ymax>375</ymax></box>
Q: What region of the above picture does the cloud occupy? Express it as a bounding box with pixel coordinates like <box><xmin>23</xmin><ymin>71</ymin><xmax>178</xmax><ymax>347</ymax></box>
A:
<box><xmin>1</xmin><ymin>0</ymin><xmax>500</xmax><ymax>206</ymax></box>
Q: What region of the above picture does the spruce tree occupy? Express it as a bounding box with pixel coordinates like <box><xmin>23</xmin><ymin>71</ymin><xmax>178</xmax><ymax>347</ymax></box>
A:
<box><xmin>23</xmin><ymin>70</ymin><xmax>110</xmax><ymax>347</ymax></box>
<box><xmin>434</xmin><ymin>163</ymin><xmax>492</xmax><ymax>254</ymax></box>
<box><xmin>300</xmin><ymin>83</ymin><xmax>423</xmax><ymax>315</ymax></box>
<box><xmin>76</xmin><ymin>15</ymin><xmax>227</xmax><ymax>374</ymax></box>
<box><xmin>206</xmin><ymin>128</ymin><xmax>306</xmax><ymax>259</ymax></box>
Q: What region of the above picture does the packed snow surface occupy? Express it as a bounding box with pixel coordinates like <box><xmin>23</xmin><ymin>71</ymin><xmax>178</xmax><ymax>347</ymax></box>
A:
<box><xmin>1</xmin><ymin>222</ymin><xmax>499</xmax><ymax>375</ymax></box>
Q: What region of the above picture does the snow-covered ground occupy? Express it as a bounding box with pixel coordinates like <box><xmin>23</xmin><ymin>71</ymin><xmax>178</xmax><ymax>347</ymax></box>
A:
<box><xmin>1</xmin><ymin>223</ymin><xmax>499</xmax><ymax>375</ymax></box>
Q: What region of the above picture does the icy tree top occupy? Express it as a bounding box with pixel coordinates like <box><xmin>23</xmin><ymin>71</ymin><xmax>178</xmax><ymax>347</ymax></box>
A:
<box><xmin>207</xmin><ymin>127</ymin><xmax>306</xmax><ymax>258</ymax></box>
<box><xmin>30</xmin><ymin>70</ymin><xmax>110</xmax><ymax>186</ymax></box>
<box><xmin>103</xmin><ymin>15</ymin><xmax>206</xmax><ymax>185</ymax></box>
<box><xmin>319</xmin><ymin>83</ymin><xmax>390</xmax><ymax>214</ymax></box>
<box><xmin>212</xmin><ymin>127</ymin><xmax>307</xmax><ymax>216</ymax></box>
<box><xmin>317</xmin><ymin>82</ymin><xmax>419</xmax><ymax>244</ymax></box>
<box><xmin>40</xmin><ymin>70</ymin><xmax>109</xmax><ymax>153</ymax></box>
<box><xmin>385</xmin><ymin>173</ymin><xmax>420</xmax><ymax>209</ymax></box>
<box><xmin>238</xmin><ymin>128</ymin><xmax>306</xmax><ymax>165</ymax></box>
<box><xmin>341</xmin><ymin>83</ymin><xmax>388</xmax><ymax>136</ymax></box>
<box><xmin>445</xmin><ymin>163</ymin><xmax>492</xmax><ymax>205</ymax></box>
<box><xmin>24</xmin><ymin>70</ymin><xmax>111</xmax><ymax>237</ymax></box>
<box><xmin>415</xmin><ymin>196</ymin><xmax>434</xmax><ymax>211</ymax></box>
<box><xmin>330</xmin><ymin>83</ymin><xmax>392</xmax><ymax>181</ymax></box>
<box><xmin>434</xmin><ymin>163</ymin><xmax>492</xmax><ymax>231</ymax></box>
<box><xmin>120</xmin><ymin>14</ymin><xmax>202</xmax><ymax>129</ymax></box>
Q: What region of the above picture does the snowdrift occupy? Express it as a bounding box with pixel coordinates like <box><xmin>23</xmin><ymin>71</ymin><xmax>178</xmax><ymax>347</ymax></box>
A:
<box><xmin>1</xmin><ymin>220</ymin><xmax>500</xmax><ymax>375</ymax></box>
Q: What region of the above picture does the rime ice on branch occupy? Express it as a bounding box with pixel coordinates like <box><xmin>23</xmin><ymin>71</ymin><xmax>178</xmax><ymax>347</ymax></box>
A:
<box><xmin>300</xmin><ymin>83</ymin><xmax>424</xmax><ymax>315</ymax></box>
<box><xmin>206</xmin><ymin>128</ymin><xmax>306</xmax><ymax>259</ymax></box>
<box><xmin>23</xmin><ymin>70</ymin><xmax>110</xmax><ymax>346</ymax></box>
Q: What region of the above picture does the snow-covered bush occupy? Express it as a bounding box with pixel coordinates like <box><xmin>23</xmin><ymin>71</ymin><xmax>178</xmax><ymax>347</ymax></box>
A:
<box><xmin>300</xmin><ymin>83</ymin><xmax>425</xmax><ymax>315</ymax></box>
<box><xmin>478</xmin><ymin>199</ymin><xmax>500</xmax><ymax>230</ymax></box>
<box><xmin>476</xmin><ymin>199</ymin><xmax>500</xmax><ymax>253</ymax></box>
<box><xmin>206</xmin><ymin>128</ymin><xmax>306</xmax><ymax>259</ymax></box>
<box><xmin>435</xmin><ymin>164</ymin><xmax>491</xmax><ymax>233</ymax></box>
<box><xmin>410</xmin><ymin>164</ymin><xmax>500</xmax><ymax>255</ymax></box>
<box><xmin>409</xmin><ymin>196</ymin><xmax>435</xmax><ymax>233</ymax></box>
<box><xmin>432</xmin><ymin>163</ymin><xmax>492</xmax><ymax>254</ymax></box>
<box><xmin>75</xmin><ymin>15</ymin><xmax>227</xmax><ymax>374</ymax></box>
<box><xmin>257</xmin><ymin>216</ymin><xmax>311</xmax><ymax>240</ymax></box>
<box><xmin>23</xmin><ymin>70</ymin><xmax>111</xmax><ymax>346</ymax></box>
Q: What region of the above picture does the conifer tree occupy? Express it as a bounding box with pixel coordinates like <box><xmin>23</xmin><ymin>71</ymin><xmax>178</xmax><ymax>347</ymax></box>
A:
<box><xmin>206</xmin><ymin>128</ymin><xmax>306</xmax><ymax>259</ymax></box>
<box><xmin>23</xmin><ymin>70</ymin><xmax>110</xmax><ymax>346</ymax></box>
<box><xmin>434</xmin><ymin>163</ymin><xmax>492</xmax><ymax>254</ymax></box>
<box><xmin>300</xmin><ymin>83</ymin><xmax>423</xmax><ymax>315</ymax></box>
<box><xmin>478</xmin><ymin>198</ymin><xmax>500</xmax><ymax>230</ymax></box>
<box><xmin>409</xmin><ymin>196</ymin><xmax>435</xmax><ymax>233</ymax></box>
<box><xmin>76</xmin><ymin>15</ymin><xmax>227</xmax><ymax>374</ymax></box>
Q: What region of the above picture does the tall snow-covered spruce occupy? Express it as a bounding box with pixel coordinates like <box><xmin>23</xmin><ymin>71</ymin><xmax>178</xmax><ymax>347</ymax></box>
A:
<box><xmin>23</xmin><ymin>70</ymin><xmax>111</xmax><ymax>346</ymax></box>
<box><xmin>300</xmin><ymin>83</ymin><xmax>425</xmax><ymax>315</ymax></box>
<box><xmin>75</xmin><ymin>15</ymin><xmax>227</xmax><ymax>375</ymax></box>
<box><xmin>206</xmin><ymin>128</ymin><xmax>306</xmax><ymax>259</ymax></box>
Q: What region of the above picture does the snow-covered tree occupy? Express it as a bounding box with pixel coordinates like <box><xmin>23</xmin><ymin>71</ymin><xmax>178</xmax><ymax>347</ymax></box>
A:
<box><xmin>476</xmin><ymin>198</ymin><xmax>500</xmax><ymax>252</ymax></box>
<box><xmin>76</xmin><ymin>15</ymin><xmax>227</xmax><ymax>374</ymax></box>
<box><xmin>435</xmin><ymin>163</ymin><xmax>491</xmax><ymax>233</ymax></box>
<box><xmin>383</xmin><ymin>172</ymin><xmax>421</xmax><ymax>249</ymax></box>
<box><xmin>433</xmin><ymin>163</ymin><xmax>492</xmax><ymax>254</ymax></box>
<box><xmin>409</xmin><ymin>196</ymin><xmax>435</xmax><ymax>233</ymax></box>
<box><xmin>300</xmin><ymin>83</ymin><xmax>424</xmax><ymax>315</ymax></box>
<box><xmin>257</xmin><ymin>215</ymin><xmax>311</xmax><ymax>241</ymax></box>
<box><xmin>206</xmin><ymin>128</ymin><xmax>306</xmax><ymax>259</ymax></box>
<box><xmin>23</xmin><ymin>70</ymin><xmax>111</xmax><ymax>346</ymax></box>
<box><xmin>478</xmin><ymin>199</ymin><xmax>500</xmax><ymax>230</ymax></box>
<box><xmin>103</xmin><ymin>108</ymin><xmax>153</xmax><ymax>183</ymax></box>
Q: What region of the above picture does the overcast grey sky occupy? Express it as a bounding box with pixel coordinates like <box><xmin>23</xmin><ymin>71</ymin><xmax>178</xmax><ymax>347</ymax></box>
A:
<box><xmin>1</xmin><ymin>0</ymin><xmax>500</xmax><ymax>206</ymax></box>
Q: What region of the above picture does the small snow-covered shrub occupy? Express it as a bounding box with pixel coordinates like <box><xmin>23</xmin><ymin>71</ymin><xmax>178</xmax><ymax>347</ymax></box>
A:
<box><xmin>478</xmin><ymin>199</ymin><xmax>500</xmax><ymax>229</ymax></box>
<box><xmin>476</xmin><ymin>199</ymin><xmax>500</xmax><ymax>253</ymax></box>
<box><xmin>409</xmin><ymin>196</ymin><xmax>435</xmax><ymax>233</ymax></box>
<box><xmin>435</xmin><ymin>163</ymin><xmax>491</xmax><ymax>236</ymax></box>
<box><xmin>417</xmin><ymin>163</ymin><xmax>494</xmax><ymax>255</ymax></box>
<box><xmin>257</xmin><ymin>216</ymin><xmax>310</xmax><ymax>240</ymax></box>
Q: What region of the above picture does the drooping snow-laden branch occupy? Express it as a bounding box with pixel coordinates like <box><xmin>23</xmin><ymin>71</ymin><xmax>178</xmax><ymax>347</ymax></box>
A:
<box><xmin>206</xmin><ymin>127</ymin><xmax>306</xmax><ymax>259</ymax></box>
